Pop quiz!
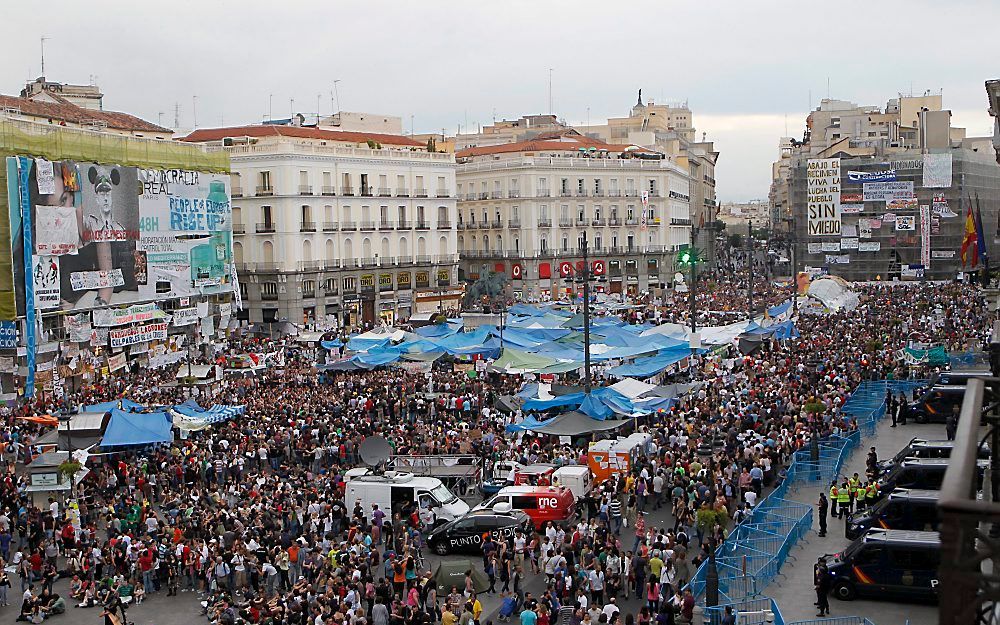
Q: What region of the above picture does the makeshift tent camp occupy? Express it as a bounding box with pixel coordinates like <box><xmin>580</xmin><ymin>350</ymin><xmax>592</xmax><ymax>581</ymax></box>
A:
<box><xmin>507</xmin><ymin>411</ymin><xmax>633</xmax><ymax>436</ymax></box>
<box><xmin>807</xmin><ymin>277</ymin><xmax>859</xmax><ymax>311</ymax></box>
<box><xmin>432</xmin><ymin>560</ymin><xmax>489</xmax><ymax>594</ymax></box>
<box><xmin>85</xmin><ymin>399</ymin><xmax>146</xmax><ymax>413</ymax></box>
<box><xmin>101</xmin><ymin>409</ymin><xmax>172</xmax><ymax>447</ymax></box>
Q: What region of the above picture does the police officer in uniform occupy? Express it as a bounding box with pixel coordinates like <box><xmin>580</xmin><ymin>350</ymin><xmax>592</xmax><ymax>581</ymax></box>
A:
<box><xmin>829</xmin><ymin>481</ymin><xmax>839</xmax><ymax>519</ymax></box>
<box><xmin>817</xmin><ymin>492</ymin><xmax>828</xmax><ymax>537</ymax></box>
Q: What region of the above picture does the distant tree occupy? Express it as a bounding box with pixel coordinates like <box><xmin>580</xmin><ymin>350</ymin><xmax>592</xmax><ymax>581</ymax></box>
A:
<box><xmin>727</xmin><ymin>233</ymin><xmax>743</xmax><ymax>249</ymax></box>
<box><xmin>366</xmin><ymin>139</ymin><xmax>378</xmax><ymax>149</ymax></box>
<box><xmin>426</xmin><ymin>137</ymin><xmax>437</xmax><ymax>153</ymax></box>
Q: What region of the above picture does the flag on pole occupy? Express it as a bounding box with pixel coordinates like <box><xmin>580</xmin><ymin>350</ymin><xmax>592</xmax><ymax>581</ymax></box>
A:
<box><xmin>960</xmin><ymin>201</ymin><xmax>978</xmax><ymax>267</ymax></box>
<box><xmin>974</xmin><ymin>193</ymin><xmax>987</xmax><ymax>263</ymax></box>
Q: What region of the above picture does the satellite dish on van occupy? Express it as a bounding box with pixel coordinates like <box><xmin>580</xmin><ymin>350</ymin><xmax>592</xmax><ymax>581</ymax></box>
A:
<box><xmin>359</xmin><ymin>435</ymin><xmax>393</xmax><ymax>468</ymax></box>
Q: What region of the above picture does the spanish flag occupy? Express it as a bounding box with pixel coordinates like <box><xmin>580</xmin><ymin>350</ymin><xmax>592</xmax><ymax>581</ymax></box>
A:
<box><xmin>961</xmin><ymin>203</ymin><xmax>978</xmax><ymax>268</ymax></box>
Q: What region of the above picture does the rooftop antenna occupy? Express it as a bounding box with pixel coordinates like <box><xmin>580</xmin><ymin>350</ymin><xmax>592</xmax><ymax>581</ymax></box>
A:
<box><xmin>827</xmin><ymin>76</ymin><xmax>830</xmax><ymax>100</ymax></box>
<box><xmin>290</xmin><ymin>98</ymin><xmax>295</xmax><ymax>119</ymax></box>
<box><xmin>317</xmin><ymin>94</ymin><xmax>322</xmax><ymax>123</ymax></box>
<box><xmin>548</xmin><ymin>68</ymin><xmax>554</xmax><ymax>115</ymax></box>
<box><xmin>40</xmin><ymin>36</ymin><xmax>47</xmax><ymax>77</ymax></box>
<box><xmin>192</xmin><ymin>95</ymin><xmax>198</xmax><ymax>128</ymax></box>
<box><xmin>332</xmin><ymin>79</ymin><xmax>341</xmax><ymax>113</ymax></box>
<box><xmin>173</xmin><ymin>102</ymin><xmax>180</xmax><ymax>129</ymax></box>
<box><xmin>411</xmin><ymin>114</ymin><xmax>415</xmax><ymax>136</ymax></box>
<box><xmin>269</xmin><ymin>94</ymin><xmax>273</xmax><ymax>120</ymax></box>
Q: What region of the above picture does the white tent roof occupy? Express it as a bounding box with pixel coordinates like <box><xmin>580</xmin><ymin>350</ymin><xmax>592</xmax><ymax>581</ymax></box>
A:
<box><xmin>610</xmin><ymin>378</ymin><xmax>658</xmax><ymax>399</ymax></box>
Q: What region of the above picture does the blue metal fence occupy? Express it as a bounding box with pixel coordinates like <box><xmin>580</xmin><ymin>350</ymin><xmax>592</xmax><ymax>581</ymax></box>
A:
<box><xmin>689</xmin><ymin>379</ymin><xmax>927</xmax><ymax>608</ymax></box>
<box><xmin>703</xmin><ymin>597</ymin><xmax>785</xmax><ymax>625</ymax></box>
<box><xmin>786</xmin><ymin>617</ymin><xmax>877</xmax><ymax>625</ymax></box>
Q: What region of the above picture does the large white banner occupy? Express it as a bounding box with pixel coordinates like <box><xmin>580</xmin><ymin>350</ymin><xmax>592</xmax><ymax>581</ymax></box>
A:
<box><xmin>108</xmin><ymin>322</ymin><xmax>168</xmax><ymax>348</ymax></box>
<box><xmin>173</xmin><ymin>307</ymin><xmax>199</xmax><ymax>327</ymax></box>
<box><xmin>920</xmin><ymin>203</ymin><xmax>931</xmax><ymax>269</ymax></box>
<box><xmin>32</xmin><ymin>255</ymin><xmax>60</xmax><ymax>310</ymax></box>
<box><xmin>92</xmin><ymin>302</ymin><xmax>162</xmax><ymax>327</ymax></box>
<box><xmin>863</xmin><ymin>181</ymin><xmax>914</xmax><ymax>202</ymax></box>
<box><xmin>35</xmin><ymin>205</ymin><xmax>80</xmax><ymax>256</ymax></box>
<box><xmin>807</xmin><ymin>159</ymin><xmax>841</xmax><ymax>236</ymax></box>
<box><xmin>922</xmin><ymin>153</ymin><xmax>952</xmax><ymax>188</ymax></box>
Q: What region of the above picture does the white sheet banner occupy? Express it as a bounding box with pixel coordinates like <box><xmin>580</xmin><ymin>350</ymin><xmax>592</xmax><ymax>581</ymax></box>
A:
<box><xmin>92</xmin><ymin>303</ymin><xmax>161</xmax><ymax>327</ymax></box>
<box><xmin>108</xmin><ymin>322</ymin><xmax>168</xmax><ymax>348</ymax></box>
<box><xmin>807</xmin><ymin>242</ymin><xmax>822</xmax><ymax>254</ymax></box>
<box><xmin>35</xmin><ymin>158</ymin><xmax>55</xmax><ymax>195</ymax></box>
<box><xmin>807</xmin><ymin>158</ymin><xmax>841</xmax><ymax>236</ymax></box>
<box><xmin>173</xmin><ymin>307</ymin><xmax>199</xmax><ymax>327</ymax></box>
<box><xmin>35</xmin><ymin>205</ymin><xmax>80</xmax><ymax>256</ymax></box>
<box><xmin>922</xmin><ymin>153</ymin><xmax>952</xmax><ymax>188</ymax></box>
<box><xmin>859</xmin><ymin>220</ymin><xmax>872</xmax><ymax>239</ymax></box>
<box><xmin>863</xmin><ymin>181</ymin><xmax>914</xmax><ymax>202</ymax></box>
<box><xmin>108</xmin><ymin>352</ymin><xmax>128</xmax><ymax>372</ymax></box>
<box><xmin>32</xmin><ymin>255</ymin><xmax>60</xmax><ymax>310</ymax></box>
<box><xmin>821</xmin><ymin>242</ymin><xmax>841</xmax><ymax>252</ymax></box>
<box><xmin>858</xmin><ymin>241</ymin><xmax>881</xmax><ymax>252</ymax></box>
<box><xmin>840</xmin><ymin>204</ymin><xmax>864</xmax><ymax>214</ymax></box>
<box><xmin>841</xmin><ymin>238</ymin><xmax>859</xmax><ymax>250</ymax></box>
<box><xmin>895</xmin><ymin>215</ymin><xmax>916</xmax><ymax>231</ymax></box>
<box><xmin>70</xmin><ymin>269</ymin><xmax>124</xmax><ymax>291</ymax></box>
<box><xmin>920</xmin><ymin>203</ymin><xmax>931</xmax><ymax>269</ymax></box>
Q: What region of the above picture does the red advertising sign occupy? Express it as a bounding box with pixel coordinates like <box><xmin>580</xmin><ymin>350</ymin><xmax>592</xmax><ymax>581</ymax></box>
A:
<box><xmin>592</xmin><ymin>260</ymin><xmax>606</xmax><ymax>275</ymax></box>
<box><xmin>559</xmin><ymin>261</ymin><xmax>573</xmax><ymax>277</ymax></box>
<box><xmin>512</xmin><ymin>264</ymin><xmax>523</xmax><ymax>280</ymax></box>
<box><xmin>494</xmin><ymin>262</ymin><xmax>506</xmax><ymax>273</ymax></box>
<box><xmin>539</xmin><ymin>263</ymin><xmax>551</xmax><ymax>279</ymax></box>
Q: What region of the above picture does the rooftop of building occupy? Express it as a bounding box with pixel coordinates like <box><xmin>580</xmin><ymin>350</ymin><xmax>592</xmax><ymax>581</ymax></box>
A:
<box><xmin>0</xmin><ymin>92</ymin><xmax>170</xmax><ymax>134</ymax></box>
<box><xmin>455</xmin><ymin>128</ymin><xmax>657</xmax><ymax>159</ymax></box>
<box><xmin>181</xmin><ymin>124</ymin><xmax>424</xmax><ymax>148</ymax></box>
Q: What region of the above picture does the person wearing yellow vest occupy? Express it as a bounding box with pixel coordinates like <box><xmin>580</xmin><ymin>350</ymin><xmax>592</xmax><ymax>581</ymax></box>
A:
<box><xmin>866</xmin><ymin>482</ymin><xmax>878</xmax><ymax>504</ymax></box>
<box><xmin>847</xmin><ymin>474</ymin><xmax>861</xmax><ymax>514</ymax></box>
<box><xmin>829</xmin><ymin>482</ymin><xmax>839</xmax><ymax>518</ymax></box>
<box><xmin>837</xmin><ymin>480</ymin><xmax>850</xmax><ymax>518</ymax></box>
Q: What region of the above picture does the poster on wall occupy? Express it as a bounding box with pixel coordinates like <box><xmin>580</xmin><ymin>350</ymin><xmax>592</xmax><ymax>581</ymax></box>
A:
<box><xmin>7</xmin><ymin>159</ymin><xmax>233</xmax><ymax>316</ymax></box>
<box><xmin>847</xmin><ymin>170</ymin><xmax>896</xmax><ymax>183</ymax></box>
<box><xmin>858</xmin><ymin>220</ymin><xmax>872</xmax><ymax>239</ymax></box>
<box><xmin>895</xmin><ymin>215</ymin><xmax>916</xmax><ymax>231</ymax></box>
<box><xmin>858</xmin><ymin>241</ymin><xmax>881</xmax><ymax>252</ymax></box>
<box><xmin>31</xmin><ymin>255</ymin><xmax>60</xmax><ymax>310</ymax></box>
<box><xmin>807</xmin><ymin>158</ymin><xmax>841</xmax><ymax>236</ymax></box>
<box><xmin>840</xmin><ymin>204</ymin><xmax>864</xmax><ymax>214</ymax></box>
<box><xmin>922</xmin><ymin>153</ymin><xmax>953</xmax><ymax>188</ymax></box>
<box><xmin>807</xmin><ymin>242</ymin><xmax>822</xmax><ymax>254</ymax></box>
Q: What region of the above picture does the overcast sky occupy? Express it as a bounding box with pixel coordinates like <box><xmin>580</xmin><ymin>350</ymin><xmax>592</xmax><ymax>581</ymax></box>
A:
<box><xmin>3</xmin><ymin>0</ymin><xmax>998</xmax><ymax>201</ymax></box>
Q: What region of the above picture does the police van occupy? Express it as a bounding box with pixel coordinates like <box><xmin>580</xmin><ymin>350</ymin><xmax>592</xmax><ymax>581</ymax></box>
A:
<box><xmin>907</xmin><ymin>385</ymin><xmax>967</xmax><ymax>424</ymax></box>
<box><xmin>427</xmin><ymin>506</ymin><xmax>532</xmax><ymax>555</ymax></box>
<box><xmin>826</xmin><ymin>529</ymin><xmax>940</xmax><ymax>602</ymax></box>
<box><xmin>845</xmin><ymin>489</ymin><xmax>941</xmax><ymax>539</ymax></box>
<box><xmin>344</xmin><ymin>469</ymin><xmax>469</xmax><ymax>526</ymax></box>
<box><xmin>879</xmin><ymin>458</ymin><xmax>986</xmax><ymax>495</ymax></box>
<box><xmin>878</xmin><ymin>438</ymin><xmax>990</xmax><ymax>472</ymax></box>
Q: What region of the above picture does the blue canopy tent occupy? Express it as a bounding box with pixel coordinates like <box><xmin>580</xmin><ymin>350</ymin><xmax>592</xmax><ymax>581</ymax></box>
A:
<box><xmin>607</xmin><ymin>346</ymin><xmax>693</xmax><ymax>378</ymax></box>
<box><xmin>101</xmin><ymin>409</ymin><xmax>172</xmax><ymax>447</ymax></box>
<box><xmin>86</xmin><ymin>399</ymin><xmax>146</xmax><ymax>413</ymax></box>
<box><xmin>320</xmin><ymin>339</ymin><xmax>344</xmax><ymax>350</ymax></box>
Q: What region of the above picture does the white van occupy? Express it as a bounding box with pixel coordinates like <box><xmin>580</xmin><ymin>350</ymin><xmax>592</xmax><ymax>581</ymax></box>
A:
<box><xmin>344</xmin><ymin>469</ymin><xmax>469</xmax><ymax>526</ymax></box>
<box><xmin>552</xmin><ymin>465</ymin><xmax>592</xmax><ymax>500</ymax></box>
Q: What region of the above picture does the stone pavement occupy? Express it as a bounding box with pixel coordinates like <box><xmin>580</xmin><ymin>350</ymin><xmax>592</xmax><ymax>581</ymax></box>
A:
<box><xmin>765</xmin><ymin>416</ymin><xmax>945</xmax><ymax>625</ymax></box>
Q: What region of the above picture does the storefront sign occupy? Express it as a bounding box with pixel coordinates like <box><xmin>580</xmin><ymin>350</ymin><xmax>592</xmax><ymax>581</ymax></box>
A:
<box><xmin>415</xmin><ymin>271</ymin><xmax>429</xmax><ymax>289</ymax></box>
<box><xmin>379</xmin><ymin>273</ymin><xmax>393</xmax><ymax>292</ymax></box>
<box><xmin>397</xmin><ymin>272</ymin><xmax>411</xmax><ymax>289</ymax></box>
<box><xmin>360</xmin><ymin>274</ymin><xmax>375</xmax><ymax>292</ymax></box>
<box><xmin>437</xmin><ymin>270</ymin><xmax>450</xmax><ymax>286</ymax></box>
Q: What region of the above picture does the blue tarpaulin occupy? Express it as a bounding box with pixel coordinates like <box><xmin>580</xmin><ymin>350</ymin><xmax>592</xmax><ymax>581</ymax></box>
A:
<box><xmin>320</xmin><ymin>339</ymin><xmax>344</xmax><ymax>350</ymax></box>
<box><xmin>85</xmin><ymin>399</ymin><xmax>146</xmax><ymax>414</ymax></box>
<box><xmin>521</xmin><ymin>393</ymin><xmax>587</xmax><ymax>412</ymax></box>
<box><xmin>767</xmin><ymin>299</ymin><xmax>793</xmax><ymax>318</ymax></box>
<box><xmin>607</xmin><ymin>346</ymin><xmax>692</xmax><ymax>378</ymax></box>
<box><xmin>102</xmin><ymin>409</ymin><xmax>172</xmax><ymax>447</ymax></box>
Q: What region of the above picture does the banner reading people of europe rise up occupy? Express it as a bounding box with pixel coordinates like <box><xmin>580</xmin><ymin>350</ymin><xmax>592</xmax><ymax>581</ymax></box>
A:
<box><xmin>807</xmin><ymin>159</ymin><xmax>841</xmax><ymax>237</ymax></box>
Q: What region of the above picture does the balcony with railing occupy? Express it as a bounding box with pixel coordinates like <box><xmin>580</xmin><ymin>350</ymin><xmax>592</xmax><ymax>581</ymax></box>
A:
<box><xmin>300</xmin><ymin>221</ymin><xmax>316</xmax><ymax>232</ymax></box>
<box><xmin>489</xmin><ymin>191</ymin><xmax>502</xmax><ymax>199</ymax></box>
<box><xmin>538</xmin><ymin>219</ymin><xmax>552</xmax><ymax>228</ymax></box>
<box><xmin>341</xmin><ymin>186</ymin><xmax>354</xmax><ymax>196</ymax></box>
<box><xmin>360</xmin><ymin>221</ymin><xmax>376</xmax><ymax>231</ymax></box>
<box><xmin>508</xmin><ymin>190</ymin><xmax>520</xmax><ymax>198</ymax></box>
<box><xmin>559</xmin><ymin>190</ymin><xmax>572</xmax><ymax>197</ymax></box>
<box><xmin>414</xmin><ymin>188</ymin><xmax>428</xmax><ymax>198</ymax></box>
<box><xmin>256</xmin><ymin>186</ymin><xmax>274</xmax><ymax>196</ymax></box>
<box><xmin>256</xmin><ymin>222</ymin><xmax>275</xmax><ymax>233</ymax></box>
<box><xmin>456</xmin><ymin>222</ymin><xmax>465</xmax><ymax>230</ymax></box>
<box><xmin>341</xmin><ymin>221</ymin><xmax>357</xmax><ymax>231</ymax></box>
<box><xmin>323</xmin><ymin>221</ymin><xmax>338</xmax><ymax>231</ymax></box>
<box><xmin>609</xmin><ymin>189</ymin><xmax>621</xmax><ymax>197</ymax></box>
<box><xmin>478</xmin><ymin>192</ymin><xmax>489</xmax><ymax>199</ymax></box>
<box><xmin>398</xmin><ymin>220</ymin><xmax>412</xmax><ymax>230</ymax></box>
<box><xmin>609</xmin><ymin>217</ymin><xmax>622</xmax><ymax>226</ymax></box>
<box><xmin>558</xmin><ymin>218</ymin><xmax>573</xmax><ymax>227</ymax></box>
<box><xmin>232</xmin><ymin>223</ymin><xmax>246</xmax><ymax>234</ymax></box>
<box><xmin>298</xmin><ymin>185</ymin><xmax>313</xmax><ymax>195</ymax></box>
<box><xmin>302</xmin><ymin>288</ymin><xmax>315</xmax><ymax>298</ymax></box>
<box><xmin>436</xmin><ymin>189</ymin><xmax>449</xmax><ymax>198</ymax></box>
<box><xmin>649</xmin><ymin>190</ymin><xmax>661</xmax><ymax>198</ymax></box>
<box><xmin>465</xmin><ymin>193</ymin><xmax>476</xmax><ymax>201</ymax></box>
<box><xmin>321</xmin><ymin>185</ymin><xmax>336</xmax><ymax>196</ymax></box>
<box><xmin>576</xmin><ymin>189</ymin><xmax>589</xmax><ymax>197</ymax></box>
<box><xmin>378</xmin><ymin>187</ymin><xmax>392</xmax><ymax>197</ymax></box>
<box><xmin>415</xmin><ymin>255</ymin><xmax>431</xmax><ymax>264</ymax></box>
<box><xmin>253</xmin><ymin>263</ymin><xmax>282</xmax><ymax>272</ymax></box>
<box><xmin>232</xmin><ymin>186</ymin><xmax>243</xmax><ymax>197</ymax></box>
<box><xmin>360</xmin><ymin>257</ymin><xmax>378</xmax><ymax>267</ymax></box>
<box><xmin>438</xmin><ymin>221</ymin><xmax>452</xmax><ymax>229</ymax></box>
<box><xmin>592</xmin><ymin>218</ymin><xmax>607</xmax><ymax>226</ymax></box>
<box><xmin>491</xmin><ymin>219</ymin><xmax>502</xmax><ymax>228</ymax></box>
<box><xmin>625</xmin><ymin>218</ymin><xmax>639</xmax><ymax>226</ymax></box>
<box><xmin>360</xmin><ymin>185</ymin><xmax>373</xmax><ymax>197</ymax></box>
<box><xmin>508</xmin><ymin>219</ymin><xmax>521</xmax><ymax>229</ymax></box>
<box><xmin>298</xmin><ymin>260</ymin><xmax>325</xmax><ymax>271</ymax></box>
<box><xmin>415</xmin><ymin>221</ymin><xmax>430</xmax><ymax>230</ymax></box>
<box><xmin>575</xmin><ymin>217</ymin><xmax>588</xmax><ymax>226</ymax></box>
<box><xmin>477</xmin><ymin>221</ymin><xmax>491</xmax><ymax>229</ymax></box>
<box><xmin>260</xmin><ymin>292</ymin><xmax>279</xmax><ymax>301</ymax></box>
<box><xmin>625</xmin><ymin>190</ymin><xmax>638</xmax><ymax>197</ymax></box>
<box><xmin>670</xmin><ymin>218</ymin><xmax>692</xmax><ymax>226</ymax></box>
<box><xmin>396</xmin><ymin>187</ymin><xmax>409</xmax><ymax>197</ymax></box>
<box><xmin>593</xmin><ymin>189</ymin><xmax>605</xmax><ymax>197</ymax></box>
<box><xmin>379</xmin><ymin>221</ymin><xmax>395</xmax><ymax>230</ymax></box>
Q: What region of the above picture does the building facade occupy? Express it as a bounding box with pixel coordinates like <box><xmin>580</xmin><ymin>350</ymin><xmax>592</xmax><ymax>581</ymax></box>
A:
<box><xmin>718</xmin><ymin>200</ymin><xmax>771</xmax><ymax>229</ymax></box>
<box><xmin>455</xmin><ymin>130</ymin><xmax>691</xmax><ymax>300</ymax></box>
<box><xmin>770</xmin><ymin>93</ymin><xmax>1000</xmax><ymax>281</ymax></box>
<box><xmin>183</xmin><ymin>121</ymin><xmax>460</xmax><ymax>328</ymax></box>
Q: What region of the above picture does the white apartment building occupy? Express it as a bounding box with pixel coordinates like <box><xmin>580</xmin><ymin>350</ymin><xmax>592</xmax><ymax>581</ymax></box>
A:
<box><xmin>455</xmin><ymin>130</ymin><xmax>691</xmax><ymax>300</ymax></box>
<box><xmin>183</xmin><ymin>122</ymin><xmax>459</xmax><ymax>328</ymax></box>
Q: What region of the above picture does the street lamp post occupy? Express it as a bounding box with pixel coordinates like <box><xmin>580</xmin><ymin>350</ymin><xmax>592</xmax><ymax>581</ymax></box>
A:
<box><xmin>747</xmin><ymin>218</ymin><xmax>754</xmax><ymax>320</ymax></box>
<box><xmin>699</xmin><ymin>441</ymin><xmax>720</xmax><ymax>607</ymax></box>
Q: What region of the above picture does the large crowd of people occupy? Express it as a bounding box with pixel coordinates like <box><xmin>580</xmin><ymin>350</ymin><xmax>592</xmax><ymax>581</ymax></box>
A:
<box><xmin>0</xmin><ymin>269</ymin><xmax>989</xmax><ymax>625</ymax></box>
